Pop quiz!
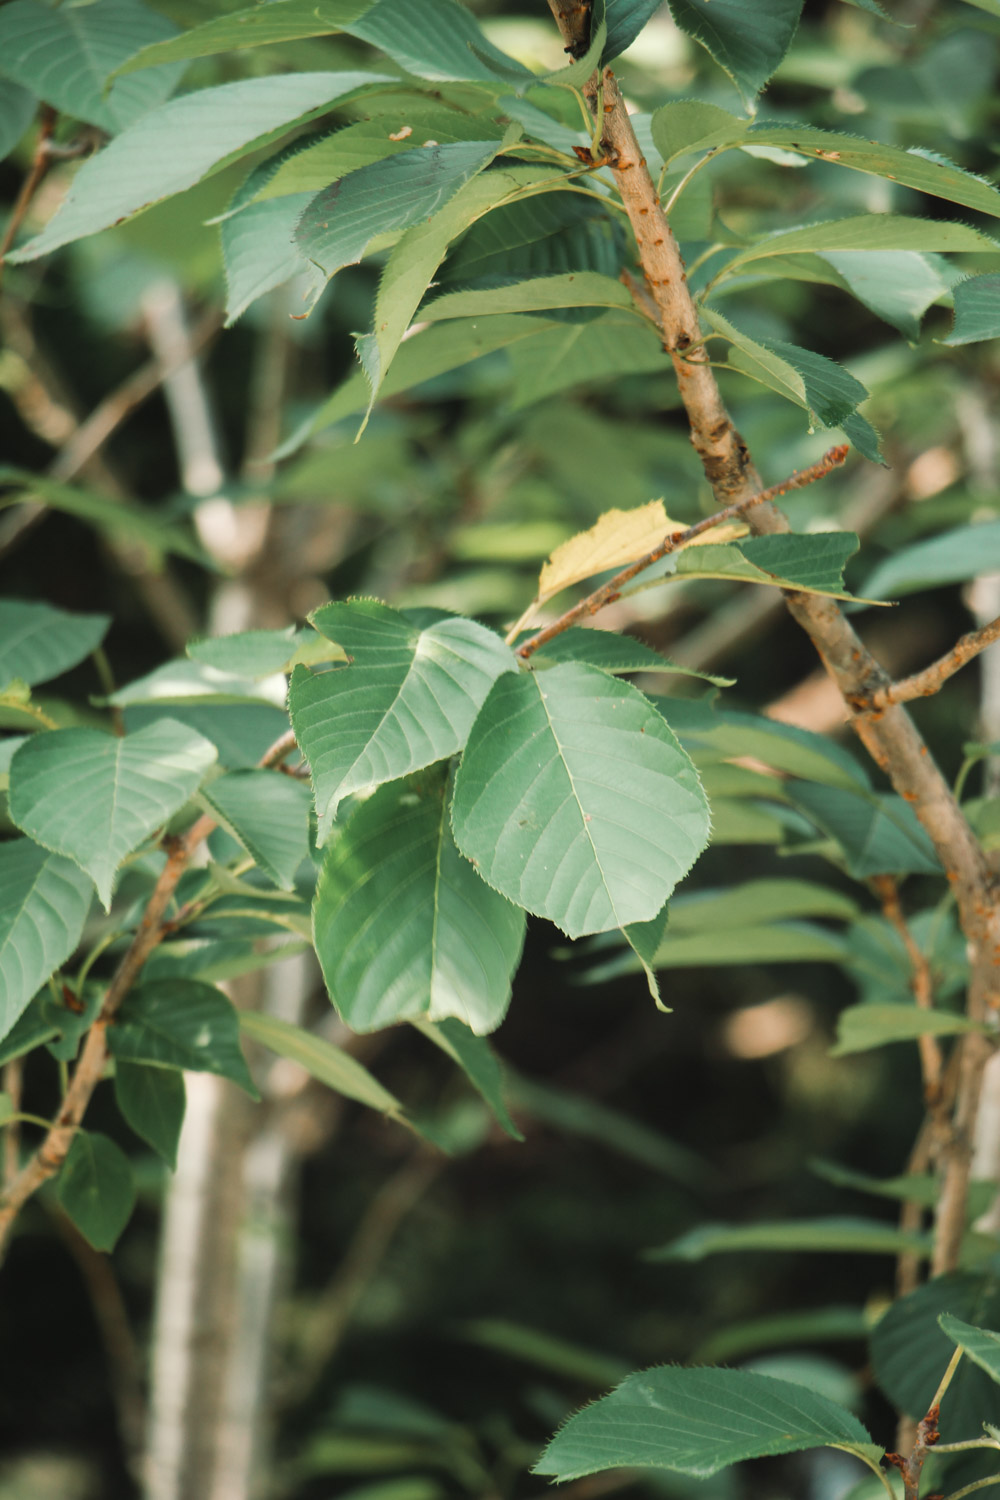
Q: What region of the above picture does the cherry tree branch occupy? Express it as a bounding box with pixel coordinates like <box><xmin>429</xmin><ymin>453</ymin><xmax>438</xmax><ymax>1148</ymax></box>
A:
<box><xmin>871</xmin><ymin>614</ymin><xmax>1000</xmax><ymax>707</ymax></box>
<box><xmin>517</xmin><ymin>446</ymin><xmax>848</xmax><ymax>660</ymax></box>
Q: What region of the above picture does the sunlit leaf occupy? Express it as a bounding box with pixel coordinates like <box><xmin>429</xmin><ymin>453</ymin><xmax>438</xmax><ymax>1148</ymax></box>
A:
<box><xmin>831</xmin><ymin>1003</ymin><xmax>985</xmax><ymax>1056</ymax></box>
<box><xmin>939</xmin><ymin>1315</ymin><xmax>1000</xmax><ymax>1387</ymax></box>
<box><xmin>667</xmin><ymin>0</ymin><xmax>804</xmax><ymax>110</ymax></box>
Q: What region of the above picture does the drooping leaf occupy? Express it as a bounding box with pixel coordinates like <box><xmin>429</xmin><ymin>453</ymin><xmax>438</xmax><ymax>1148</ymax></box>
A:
<box><xmin>108</xmin><ymin>979</ymin><xmax>259</xmax><ymax>1096</ymax></box>
<box><xmin>667</xmin><ymin>0</ymin><xmax>804</xmax><ymax>110</ymax></box>
<box><xmin>722</xmin><ymin>215</ymin><xmax>998</xmax><ymax>274</ymax></box>
<box><xmin>0</xmin><ymin>79</ymin><xmax>35</xmax><ymax>162</ymax></box>
<box><xmin>295</xmin><ymin>140</ymin><xmax>503</xmax><ymax>288</ymax></box>
<box><xmin>413</xmin><ymin>1018</ymin><xmax>523</xmax><ymax>1138</ymax></box>
<box><xmin>789</xmin><ymin>782</ymin><xmax>941</xmax><ymax>877</ymax></box>
<box><xmin>114</xmin><ymin>1060</ymin><xmax>185</xmax><ymax>1169</ymax></box>
<box><xmin>831</xmin><ymin>1003</ymin><xmax>985</xmax><ymax>1056</ymax></box>
<box><xmin>0</xmin><ymin>840</ymin><xmax>93</xmax><ymax>1041</ymax></box>
<box><xmin>622</xmin><ymin>902</ymin><xmax>670</xmax><ymax>1005</ymax></box>
<box><xmin>821</xmin><ymin>251</ymin><xmax>953</xmax><ymax>341</ymax></box>
<box><xmin>862</xmin><ymin>519</ymin><xmax>1000</xmax><ymax>599</ymax></box>
<box><xmin>529</xmin><ymin>627</ymin><xmax>733</xmax><ymax>686</ymax></box>
<box><xmin>450</xmin><ymin>663</ymin><xmax>711</xmax><ymax>939</ymax></box>
<box><xmin>9</xmin><ymin>720</ymin><xmax>217</xmax><ymax>909</ymax></box>
<box><xmin>939</xmin><ymin>1315</ymin><xmax>1000</xmax><ymax>1387</ymax></box>
<box><xmin>0</xmin><ymin>0</ymin><xmax>182</xmax><ymax>133</ymax></box>
<box><xmin>533</xmin><ymin>1365</ymin><xmax>881</xmax><ymax>1481</ymax></box>
<box><xmin>647</xmin><ymin>1217</ymin><xmax>932</xmax><ymax>1262</ymax></box>
<box><xmin>313</xmin><ymin>769</ymin><xmax>525</xmax><ymax>1033</ymax></box>
<box><xmin>946</xmin><ymin>273</ymin><xmax>1000</xmax><ymax>345</ymax></box>
<box><xmin>57</xmin><ymin>1131</ymin><xmax>136</xmax><ymax>1251</ymax></box>
<box><xmin>603</xmin><ymin>0</ymin><xmax>665</xmax><ymax>61</ymax></box>
<box><xmin>8</xmin><ymin>72</ymin><xmax>391</xmax><ymax>260</ymax></box>
<box><xmin>239</xmin><ymin>1010</ymin><xmax>403</xmax><ymax>1114</ymax></box>
<box><xmin>200</xmin><ymin>770</ymin><xmax>311</xmax><ymax>891</ymax></box>
<box><xmin>0</xmin><ymin>467</ymin><xmax>211</xmax><ymax>565</ymax></box>
<box><xmin>111</xmin><ymin>0</ymin><xmax>372</xmax><ymax>75</ymax></box>
<box><xmin>0</xmin><ymin>600</ymin><xmax>110</xmax><ymax>689</ymax></box>
<box><xmin>290</xmin><ymin>600</ymin><xmax>516</xmax><ymax>839</ymax></box>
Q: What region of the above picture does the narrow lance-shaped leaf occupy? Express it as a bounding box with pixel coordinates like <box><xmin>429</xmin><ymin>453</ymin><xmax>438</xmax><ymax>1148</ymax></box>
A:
<box><xmin>345</xmin><ymin>0</ymin><xmax>535</xmax><ymax>84</ymax></box>
<box><xmin>8</xmin><ymin>72</ymin><xmax>392</xmax><ymax>261</ymax></box>
<box><xmin>239</xmin><ymin>1010</ymin><xmax>404</xmax><ymax>1115</ymax></box>
<box><xmin>0</xmin><ymin>600</ymin><xmax>110</xmax><ymax>688</ymax></box>
<box><xmin>289</xmin><ymin>600</ymin><xmax>516</xmax><ymax>839</ymax></box>
<box><xmin>720</xmin><ymin>215</ymin><xmax>998</xmax><ymax>274</ymax></box>
<box><xmin>111</xmin><ymin>0</ymin><xmax>373</xmax><ymax>75</ymax></box>
<box><xmin>647</xmin><ymin>1217</ymin><xmax>932</xmax><ymax>1262</ymax></box>
<box><xmin>57</xmin><ymin>1131</ymin><xmax>137</xmax><ymax>1252</ymax></box>
<box><xmin>313</xmin><ymin>769</ymin><xmax>526</xmax><ymax>1034</ymax></box>
<box><xmin>109</xmin><ymin>979</ymin><xmax>259</xmax><ymax>1097</ymax></box>
<box><xmin>831</xmin><ymin>1004</ymin><xmax>986</xmax><ymax>1057</ymax></box>
<box><xmin>862</xmin><ymin>519</ymin><xmax>1000</xmax><ymax>600</ymax></box>
<box><xmin>0</xmin><ymin>840</ymin><xmax>94</xmax><ymax>1042</ymax></box>
<box><xmin>9</xmin><ymin>720</ymin><xmax>217</xmax><ymax>910</ymax></box>
<box><xmin>413</xmin><ymin>1018</ymin><xmax>523</xmax><ymax>1137</ymax></box>
<box><xmin>534</xmin><ymin>1365</ymin><xmax>881</xmax><ymax>1481</ymax></box>
<box><xmin>451</xmin><ymin>662</ymin><xmax>711</xmax><ymax>939</ymax></box>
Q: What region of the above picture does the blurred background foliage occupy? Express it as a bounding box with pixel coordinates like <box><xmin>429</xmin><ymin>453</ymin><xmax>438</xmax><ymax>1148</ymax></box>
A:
<box><xmin>1</xmin><ymin>0</ymin><xmax>999</xmax><ymax>1496</ymax></box>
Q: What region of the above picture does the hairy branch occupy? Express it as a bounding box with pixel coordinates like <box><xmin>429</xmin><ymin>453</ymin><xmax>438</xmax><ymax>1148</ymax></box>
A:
<box><xmin>542</xmin><ymin>12</ymin><xmax>1000</xmax><ymax>1276</ymax></box>
<box><xmin>518</xmin><ymin>446</ymin><xmax>848</xmax><ymax>660</ymax></box>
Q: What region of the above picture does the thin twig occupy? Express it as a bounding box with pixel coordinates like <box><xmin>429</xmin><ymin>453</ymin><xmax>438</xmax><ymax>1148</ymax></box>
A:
<box><xmin>871</xmin><ymin>614</ymin><xmax>1000</xmax><ymax>708</ymax></box>
<box><xmin>871</xmin><ymin>876</ymin><xmax>944</xmax><ymax>1110</ymax></box>
<box><xmin>2</xmin><ymin>1060</ymin><xmax>23</xmax><ymax>1189</ymax></box>
<box><xmin>0</xmin><ymin>107</ymin><xmax>56</xmax><ymax>280</ymax></box>
<box><xmin>516</xmin><ymin>446</ymin><xmax>848</xmax><ymax>660</ymax></box>
<box><xmin>0</xmin><ymin>726</ymin><xmax>298</xmax><ymax>1255</ymax></box>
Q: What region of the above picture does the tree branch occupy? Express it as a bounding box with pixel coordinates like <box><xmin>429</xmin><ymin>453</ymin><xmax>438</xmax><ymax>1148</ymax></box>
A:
<box><xmin>517</xmin><ymin>446</ymin><xmax>848</xmax><ymax>660</ymax></box>
<box><xmin>871</xmin><ymin>614</ymin><xmax>1000</xmax><ymax>707</ymax></box>
<box><xmin>542</xmin><ymin>13</ymin><xmax>1000</xmax><ymax>1277</ymax></box>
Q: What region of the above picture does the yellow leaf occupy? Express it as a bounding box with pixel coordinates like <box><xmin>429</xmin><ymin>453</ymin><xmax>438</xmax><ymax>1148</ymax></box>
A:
<box><xmin>536</xmin><ymin>501</ymin><xmax>747</xmax><ymax>604</ymax></box>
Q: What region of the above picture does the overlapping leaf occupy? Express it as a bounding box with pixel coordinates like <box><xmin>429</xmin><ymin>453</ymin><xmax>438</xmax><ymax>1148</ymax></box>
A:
<box><xmin>946</xmin><ymin>274</ymin><xmax>1000</xmax><ymax>345</ymax></box>
<box><xmin>112</xmin><ymin>0</ymin><xmax>372</xmax><ymax>74</ymax></box>
<box><xmin>721</xmin><ymin>215</ymin><xmax>998</xmax><ymax>275</ymax></box>
<box><xmin>0</xmin><ymin>0</ymin><xmax>182</xmax><ymax>132</ymax></box>
<box><xmin>603</xmin><ymin>0</ymin><xmax>665</xmax><ymax>62</ymax></box>
<box><xmin>789</xmin><ymin>782</ymin><xmax>941</xmax><ymax>876</ymax></box>
<box><xmin>57</xmin><ymin>1131</ymin><xmax>136</xmax><ymax>1251</ymax></box>
<box><xmin>109</xmin><ymin>978</ymin><xmax>258</xmax><ymax>1095</ymax></box>
<box><xmin>9</xmin><ymin>720</ymin><xmax>217</xmax><ymax>909</ymax></box>
<box><xmin>114</xmin><ymin>1060</ymin><xmax>185</xmax><ymax>1169</ymax></box>
<box><xmin>529</xmin><ymin>627</ymin><xmax>733</xmax><ymax>686</ymax></box>
<box><xmin>289</xmin><ymin>600</ymin><xmax>516</xmax><ymax>838</ymax></box>
<box><xmin>346</xmin><ymin>0</ymin><xmax>534</xmax><ymax>84</ymax></box>
<box><xmin>9</xmin><ymin>72</ymin><xmax>390</xmax><ymax>260</ymax></box>
<box><xmin>451</xmin><ymin>662</ymin><xmax>711</xmax><ymax>939</ymax></box>
<box><xmin>0</xmin><ymin>600</ymin><xmax>110</xmax><ymax>688</ymax></box>
<box><xmin>0</xmin><ymin>840</ymin><xmax>94</xmax><ymax>1041</ymax></box>
<box><xmin>534</xmin><ymin>1365</ymin><xmax>880</xmax><ymax>1481</ymax></box>
<box><xmin>422</xmin><ymin>272</ymin><xmax>635</xmax><ymax>325</ymax></box>
<box><xmin>862</xmin><ymin>519</ymin><xmax>1000</xmax><ymax>599</ymax></box>
<box><xmin>188</xmin><ymin>628</ymin><xmax>341</xmax><ymax>678</ymax></box>
<box><xmin>312</xmin><ymin>770</ymin><xmax>525</xmax><ymax>1033</ymax></box>
<box><xmin>414</xmin><ymin>1018</ymin><xmax>523</xmax><ymax>1137</ymax></box>
<box><xmin>240</xmin><ymin>1011</ymin><xmax>404</xmax><ymax>1114</ymax></box>
<box><xmin>0</xmin><ymin>80</ymin><xmax>34</xmax><ymax>162</ymax></box>
<box><xmin>667</xmin><ymin>0</ymin><xmax>804</xmax><ymax>109</ymax></box>
<box><xmin>200</xmin><ymin>770</ymin><xmax>311</xmax><ymax>890</ymax></box>
<box><xmin>940</xmin><ymin>1315</ymin><xmax>1000</xmax><ymax>1386</ymax></box>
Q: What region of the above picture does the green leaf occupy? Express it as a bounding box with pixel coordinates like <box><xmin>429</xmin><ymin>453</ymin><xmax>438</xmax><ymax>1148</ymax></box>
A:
<box><xmin>653</xmin><ymin>532</ymin><xmax>866</xmax><ymax>601</ymax></box>
<box><xmin>200</xmin><ymin>770</ymin><xmax>310</xmax><ymax>891</ymax></box>
<box><xmin>530</xmin><ymin>627</ymin><xmax>733</xmax><ymax>686</ymax></box>
<box><xmin>290</xmin><ymin>600</ymin><xmax>515</xmax><ymax>838</ymax></box>
<box><xmin>295</xmin><ymin>140</ymin><xmax>503</xmax><ymax>286</ymax></box>
<box><xmin>939</xmin><ymin>1315</ymin><xmax>1000</xmax><ymax>1387</ymax></box>
<box><xmin>695</xmin><ymin>1307</ymin><xmax>871</xmax><ymax>1365</ymax></box>
<box><xmin>862</xmin><ymin>519</ymin><xmax>1000</xmax><ymax>600</ymax></box>
<box><xmin>667</xmin><ymin>0</ymin><xmax>804</xmax><ymax>110</ymax></box>
<box><xmin>647</xmin><ymin>1217</ymin><xmax>932</xmax><ymax>1262</ymax></box>
<box><xmin>0</xmin><ymin>840</ymin><xmax>93</xmax><ymax>1041</ymax></box>
<box><xmin>822</xmin><ymin>251</ymin><xmax>952</xmax><ymax>341</ymax></box>
<box><xmin>506</xmin><ymin>311</ymin><xmax>667</xmax><ymax>407</ymax></box>
<box><xmin>9</xmin><ymin>720</ymin><xmax>217</xmax><ymax>910</ymax></box>
<box><xmin>670</xmin><ymin>878</ymin><xmax>858</xmax><ymax>928</ymax></box>
<box><xmin>831</xmin><ymin>1003</ymin><xmax>986</xmax><ymax>1056</ymax></box>
<box><xmin>109</xmin><ymin>659</ymin><xmax>287</xmax><ymax>708</ymax></box>
<box><xmin>0</xmin><ymin>1001</ymin><xmax>60</xmax><ymax>1068</ymax></box>
<box><xmin>451</xmin><ymin>662</ymin><xmax>710</xmax><ymax>939</ymax></box>
<box><xmin>355</xmin><ymin>157</ymin><xmax>544</xmax><ymax>424</ymax></box>
<box><xmin>621</xmin><ymin>902</ymin><xmax>670</xmax><ymax>1005</ymax></box>
<box><xmin>346</xmin><ymin>0</ymin><xmax>534</xmax><ymax>84</ymax></box>
<box><xmin>239</xmin><ymin>1010</ymin><xmax>403</xmax><ymax>1115</ymax></box>
<box><xmin>8</xmin><ymin>72</ymin><xmax>391</xmax><ymax>261</ymax></box>
<box><xmin>422</xmin><ymin>271</ymin><xmax>634</xmax><ymax>325</ymax></box>
<box><xmin>723</xmin><ymin>215</ymin><xmax>998</xmax><ymax>274</ymax></box>
<box><xmin>603</xmin><ymin>0</ymin><xmax>665</xmax><ymax>62</ymax></box>
<box><xmin>811</xmin><ymin>1159</ymin><xmax>995</xmax><ymax>1215</ymax></box>
<box><xmin>112</xmin><ymin>0</ymin><xmax>372</xmax><ymax>76</ymax></box>
<box><xmin>671</xmin><ymin>703</ymin><xmax>869</xmax><ymax>790</ymax></box>
<box><xmin>440</xmin><ymin>191</ymin><xmax>625</xmax><ymax>284</ymax></box>
<box><xmin>458</xmin><ymin>1317</ymin><xmax>627</xmax><ymax>1387</ymax></box>
<box><xmin>0</xmin><ymin>467</ymin><xmax>211</xmax><ymax>565</ymax></box>
<box><xmin>413</xmin><ymin>1018</ymin><xmax>522</xmax><ymax>1138</ymax></box>
<box><xmin>533</xmin><ymin>1365</ymin><xmax>881</xmax><ymax>1481</ymax></box>
<box><xmin>313</xmin><ymin>769</ymin><xmax>525</xmax><ymax>1033</ymax></box>
<box><xmin>108</xmin><ymin>979</ymin><xmax>259</xmax><ymax>1096</ymax></box>
<box><xmin>789</xmin><ymin>782</ymin><xmax>941</xmax><ymax>877</ymax></box>
<box><xmin>0</xmin><ymin>600</ymin><xmax>110</xmax><ymax>689</ymax></box>
<box><xmin>945</xmin><ymin>273</ymin><xmax>1000</xmax><ymax>346</ymax></box>
<box><xmin>590</xmin><ymin>920</ymin><xmax>847</xmax><ymax>974</ymax></box>
<box><xmin>0</xmin><ymin>80</ymin><xmax>36</xmax><ymax>162</ymax></box>
<box><xmin>0</xmin><ymin>0</ymin><xmax>182</xmax><ymax>133</ymax></box>
<box><xmin>114</xmin><ymin>1060</ymin><xmax>185</xmax><ymax>1169</ymax></box>
<box><xmin>222</xmin><ymin>190</ymin><xmax>323</xmax><ymax>326</ymax></box>
<box><xmin>188</xmin><ymin>628</ymin><xmax>342</xmax><ymax>678</ymax></box>
<box><xmin>873</xmin><ymin>1272</ymin><xmax>1000</xmax><ymax>1436</ymax></box>
<box><xmin>57</xmin><ymin>1131</ymin><xmax>136</xmax><ymax>1251</ymax></box>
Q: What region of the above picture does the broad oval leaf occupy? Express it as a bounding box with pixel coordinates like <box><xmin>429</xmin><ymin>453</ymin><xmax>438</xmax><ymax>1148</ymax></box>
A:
<box><xmin>239</xmin><ymin>1010</ymin><xmax>403</xmax><ymax>1114</ymax></box>
<box><xmin>56</xmin><ymin>1130</ymin><xmax>136</xmax><ymax>1251</ymax></box>
<box><xmin>200</xmin><ymin>769</ymin><xmax>311</xmax><ymax>891</ymax></box>
<box><xmin>346</xmin><ymin>0</ymin><xmax>534</xmax><ymax>84</ymax></box>
<box><xmin>313</xmin><ymin>769</ymin><xmax>525</xmax><ymax>1033</ymax></box>
<box><xmin>529</xmin><ymin>626</ymin><xmax>733</xmax><ymax>686</ymax></box>
<box><xmin>114</xmin><ymin>1060</ymin><xmax>186</xmax><ymax>1170</ymax></box>
<box><xmin>0</xmin><ymin>839</ymin><xmax>94</xmax><ymax>1041</ymax></box>
<box><xmin>289</xmin><ymin>600</ymin><xmax>516</xmax><ymax>839</ymax></box>
<box><xmin>9</xmin><ymin>719</ymin><xmax>217</xmax><ymax>910</ymax></box>
<box><xmin>831</xmin><ymin>1003</ymin><xmax>985</xmax><ymax>1057</ymax></box>
<box><xmin>533</xmin><ymin>1365</ymin><xmax>881</xmax><ymax>1481</ymax></box>
<box><xmin>0</xmin><ymin>600</ymin><xmax>110</xmax><ymax>688</ymax></box>
<box><xmin>109</xmin><ymin>978</ymin><xmax>259</xmax><ymax>1096</ymax></box>
<box><xmin>450</xmin><ymin>663</ymin><xmax>711</xmax><ymax>939</ymax></box>
<box><xmin>0</xmin><ymin>0</ymin><xmax>182</xmax><ymax>133</ymax></box>
<box><xmin>9</xmin><ymin>71</ymin><xmax>391</xmax><ymax>260</ymax></box>
<box><xmin>668</xmin><ymin>0</ymin><xmax>804</xmax><ymax>110</ymax></box>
